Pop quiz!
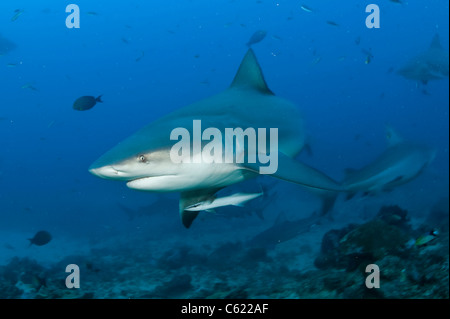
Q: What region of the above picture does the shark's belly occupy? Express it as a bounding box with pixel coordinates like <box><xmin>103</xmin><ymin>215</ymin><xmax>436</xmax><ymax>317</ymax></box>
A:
<box><xmin>126</xmin><ymin>162</ymin><xmax>250</xmax><ymax>192</ymax></box>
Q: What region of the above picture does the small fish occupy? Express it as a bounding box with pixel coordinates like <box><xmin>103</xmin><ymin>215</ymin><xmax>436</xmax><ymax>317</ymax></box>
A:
<box><xmin>362</xmin><ymin>49</ymin><xmax>374</xmax><ymax>64</ymax></box>
<box><xmin>311</xmin><ymin>56</ymin><xmax>321</xmax><ymax>66</ymax></box>
<box><xmin>326</xmin><ymin>20</ymin><xmax>339</xmax><ymax>27</ymax></box>
<box><xmin>4</xmin><ymin>243</ymin><xmax>14</xmax><ymax>250</ymax></box>
<box><xmin>271</xmin><ymin>35</ymin><xmax>283</xmax><ymax>41</ymax></box>
<box><xmin>11</xmin><ymin>9</ymin><xmax>24</xmax><ymax>22</ymax></box>
<box><xmin>73</xmin><ymin>95</ymin><xmax>103</xmax><ymax>111</ymax></box>
<box><xmin>86</xmin><ymin>11</ymin><xmax>99</xmax><ymax>16</ymax></box>
<box><xmin>21</xmin><ymin>83</ymin><xmax>38</xmax><ymax>91</ymax></box>
<box><xmin>185</xmin><ymin>192</ymin><xmax>263</xmax><ymax>212</ymax></box>
<box><xmin>6</xmin><ymin>63</ymin><xmax>17</xmax><ymax>68</ymax></box>
<box><xmin>47</xmin><ymin>120</ymin><xmax>55</xmax><ymax>128</ymax></box>
<box><xmin>270</xmin><ymin>50</ymin><xmax>281</xmax><ymax>57</ymax></box>
<box><xmin>415</xmin><ymin>229</ymin><xmax>438</xmax><ymax>246</ymax></box>
<box><xmin>246</xmin><ymin>30</ymin><xmax>267</xmax><ymax>47</ymax></box>
<box><xmin>300</xmin><ymin>5</ymin><xmax>313</xmax><ymax>13</ymax></box>
<box><xmin>135</xmin><ymin>51</ymin><xmax>145</xmax><ymax>62</ymax></box>
<box><xmin>355</xmin><ymin>36</ymin><xmax>361</xmax><ymax>45</ymax></box>
<box><xmin>30</xmin><ymin>274</ymin><xmax>47</xmax><ymax>291</ymax></box>
<box><xmin>28</xmin><ymin>231</ymin><xmax>52</xmax><ymax>247</ymax></box>
<box><xmin>121</xmin><ymin>37</ymin><xmax>130</xmax><ymax>44</ymax></box>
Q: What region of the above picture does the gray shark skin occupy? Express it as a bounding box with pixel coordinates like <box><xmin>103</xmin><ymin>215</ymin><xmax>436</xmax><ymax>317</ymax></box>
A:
<box><xmin>89</xmin><ymin>49</ymin><xmax>343</xmax><ymax>228</ymax></box>
<box><xmin>343</xmin><ymin>127</ymin><xmax>436</xmax><ymax>198</ymax></box>
<box><xmin>397</xmin><ymin>34</ymin><xmax>449</xmax><ymax>85</ymax></box>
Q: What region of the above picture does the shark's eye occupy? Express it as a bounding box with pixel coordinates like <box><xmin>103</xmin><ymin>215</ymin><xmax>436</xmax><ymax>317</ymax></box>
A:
<box><xmin>138</xmin><ymin>155</ymin><xmax>147</xmax><ymax>163</ymax></box>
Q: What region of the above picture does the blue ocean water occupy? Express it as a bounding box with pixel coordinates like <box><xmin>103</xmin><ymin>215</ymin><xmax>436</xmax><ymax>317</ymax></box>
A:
<box><xmin>0</xmin><ymin>0</ymin><xmax>448</xmax><ymax>299</ymax></box>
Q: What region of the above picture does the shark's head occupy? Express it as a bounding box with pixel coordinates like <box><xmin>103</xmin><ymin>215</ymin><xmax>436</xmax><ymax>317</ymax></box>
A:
<box><xmin>89</xmin><ymin>140</ymin><xmax>182</xmax><ymax>191</ymax></box>
<box><xmin>88</xmin><ymin>124</ymin><xmax>243</xmax><ymax>192</ymax></box>
<box><xmin>89</xmin><ymin>119</ymin><xmax>197</xmax><ymax>191</ymax></box>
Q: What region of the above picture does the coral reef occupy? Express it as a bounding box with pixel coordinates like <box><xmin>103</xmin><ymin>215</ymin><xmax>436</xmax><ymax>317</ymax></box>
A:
<box><xmin>0</xmin><ymin>204</ymin><xmax>447</xmax><ymax>299</ymax></box>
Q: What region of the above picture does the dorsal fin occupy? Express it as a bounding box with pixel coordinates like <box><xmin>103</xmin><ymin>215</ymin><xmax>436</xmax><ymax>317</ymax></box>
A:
<box><xmin>385</xmin><ymin>125</ymin><xmax>403</xmax><ymax>147</ymax></box>
<box><xmin>230</xmin><ymin>49</ymin><xmax>274</xmax><ymax>95</ymax></box>
<box><xmin>430</xmin><ymin>34</ymin><xmax>442</xmax><ymax>49</ymax></box>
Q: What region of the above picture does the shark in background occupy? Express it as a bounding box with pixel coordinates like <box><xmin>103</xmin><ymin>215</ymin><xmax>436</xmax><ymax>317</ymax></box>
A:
<box><xmin>247</xmin><ymin>211</ymin><xmax>320</xmax><ymax>249</ymax></box>
<box><xmin>397</xmin><ymin>33</ymin><xmax>449</xmax><ymax>85</ymax></box>
<box><xmin>89</xmin><ymin>49</ymin><xmax>343</xmax><ymax>228</ymax></box>
<box><xmin>117</xmin><ymin>195</ymin><xmax>178</xmax><ymax>221</ymax></box>
<box><xmin>0</xmin><ymin>33</ymin><xmax>16</xmax><ymax>56</ymax></box>
<box><xmin>343</xmin><ymin>126</ymin><xmax>436</xmax><ymax>199</ymax></box>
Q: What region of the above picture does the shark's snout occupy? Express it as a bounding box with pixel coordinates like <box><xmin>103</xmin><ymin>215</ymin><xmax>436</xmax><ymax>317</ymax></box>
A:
<box><xmin>89</xmin><ymin>165</ymin><xmax>120</xmax><ymax>179</ymax></box>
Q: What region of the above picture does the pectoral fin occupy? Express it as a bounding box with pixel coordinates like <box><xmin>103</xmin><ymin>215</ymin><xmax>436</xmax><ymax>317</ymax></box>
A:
<box><xmin>241</xmin><ymin>152</ymin><xmax>344</xmax><ymax>192</ymax></box>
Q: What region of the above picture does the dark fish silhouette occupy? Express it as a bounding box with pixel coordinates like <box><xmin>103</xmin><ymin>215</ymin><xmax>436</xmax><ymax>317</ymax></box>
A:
<box><xmin>11</xmin><ymin>9</ymin><xmax>24</xmax><ymax>22</ymax></box>
<box><xmin>326</xmin><ymin>21</ymin><xmax>339</xmax><ymax>27</ymax></box>
<box><xmin>246</xmin><ymin>30</ymin><xmax>267</xmax><ymax>47</ymax></box>
<box><xmin>0</xmin><ymin>34</ymin><xmax>17</xmax><ymax>56</ymax></box>
<box><xmin>73</xmin><ymin>95</ymin><xmax>103</xmax><ymax>111</ymax></box>
<box><xmin>28</xmin><ymin>231</ymin><xmax>52</xmax><ymax>246</ymax></box>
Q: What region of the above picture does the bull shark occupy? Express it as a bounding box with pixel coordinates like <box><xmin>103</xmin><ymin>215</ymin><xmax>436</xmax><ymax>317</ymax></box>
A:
<box><xmin>343</xmin><ymin>126</ymin><xmax>436</xmax><ymax>199</ymax></box>
<box><xmin>89</xmin><ymin>49</ymin><xmax>343</xmax><ymax>228</ymax></box>
<box><xmin>397</xmin><ymin>34</ymin><xmax>449</xmax><ymax>85</ymax></box>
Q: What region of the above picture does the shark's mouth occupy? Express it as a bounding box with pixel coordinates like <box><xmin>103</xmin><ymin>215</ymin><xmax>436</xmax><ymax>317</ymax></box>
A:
<box><xmin>126</xmin><ymin>175</ymin><xmax>178</xmax><ymax>190</ymax></box>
